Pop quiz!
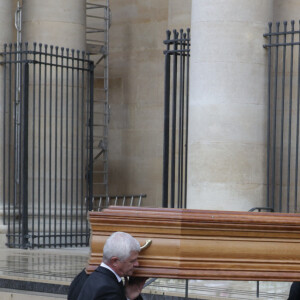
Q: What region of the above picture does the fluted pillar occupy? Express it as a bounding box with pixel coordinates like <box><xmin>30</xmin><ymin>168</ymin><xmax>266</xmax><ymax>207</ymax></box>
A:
<box><xmin>187</xmin><ymin>0</ymin><xmax>273</xmax><ymax>211</ymax></box>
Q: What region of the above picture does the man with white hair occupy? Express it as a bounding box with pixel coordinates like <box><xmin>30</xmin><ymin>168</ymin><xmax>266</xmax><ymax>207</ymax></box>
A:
<box><xmin>77</xmin><ymin>231</ymin><xmax>146</xmax><ymax>300</ymax></box>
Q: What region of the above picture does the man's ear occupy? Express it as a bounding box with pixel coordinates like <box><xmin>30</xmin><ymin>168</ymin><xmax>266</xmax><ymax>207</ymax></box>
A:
<box><xmin>110</xmin><ymin>256</ymin><xmax>119</xmax><ymax>267</ymax></box>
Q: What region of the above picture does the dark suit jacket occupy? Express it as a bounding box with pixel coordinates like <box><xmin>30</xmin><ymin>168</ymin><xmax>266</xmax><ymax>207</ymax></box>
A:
<box><xmin>77</xmin><ymin>266</ymin><xmax>127</xmax><ymax>300</ymax></box>
<box><xmin>67</xmin><ymin>268</ymin><xmax>89</xmax><ymax>300</ymax></box>
<box><xmin>288</xmin><ymin>282</ymin><xmax>300</xmax><ymax>300</ymax></box>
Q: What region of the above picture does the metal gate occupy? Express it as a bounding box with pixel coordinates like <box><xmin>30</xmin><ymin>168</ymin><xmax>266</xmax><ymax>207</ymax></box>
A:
<box><xmin>162</xmin><ymin>29</ymin><xmax>190</xmax><ymax>209</ymax></box>
<box><xmin>1</xmin><ymin>43</ymin><xmax>94</xmax><ymax>248</ymax></box>
<box><xmin>265</xmin><ymin>20</ymin><xmax>300</xmax><ymax>213</ymax></box>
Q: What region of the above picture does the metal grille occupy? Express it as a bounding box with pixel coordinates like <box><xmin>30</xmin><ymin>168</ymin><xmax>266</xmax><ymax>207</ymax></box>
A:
<box><xmin>264</xmin><ymin>20</ymin><xmax>300</xmax><ymax>213</ymax></box>
<box><xmin>1</xmin><ymin>43</ymin><xmax>94</xmax><ymax>248</ymax></box>
<box><xmin>162</xmin><ymin>29</ymin><xmax>190</xmax><ymax>209</ymax></box>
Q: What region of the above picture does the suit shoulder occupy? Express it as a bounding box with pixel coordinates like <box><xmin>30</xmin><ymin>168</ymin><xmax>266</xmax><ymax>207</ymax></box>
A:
<box><xmin>78</xmin><ymin>267</ymin><xmax>125</xmax><ymax>300</ymax></box>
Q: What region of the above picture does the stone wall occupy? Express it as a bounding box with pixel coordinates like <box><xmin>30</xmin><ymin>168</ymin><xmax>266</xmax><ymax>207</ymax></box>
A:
<box><xmin>105</xmin><ymin>0</ymin><xmax>191</xmax><ymax>207</ymax></box>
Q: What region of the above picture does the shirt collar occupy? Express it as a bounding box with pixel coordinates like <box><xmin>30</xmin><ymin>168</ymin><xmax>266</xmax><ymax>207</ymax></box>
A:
<box><xmin>100</xmin><ymin>262</ymin><xmax>122</xmax><ymax>283</ymax></box>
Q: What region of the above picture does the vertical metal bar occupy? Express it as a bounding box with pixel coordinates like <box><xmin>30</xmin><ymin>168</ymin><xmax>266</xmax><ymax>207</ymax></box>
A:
<box><xmin>15</xmin><ymin>43</ymin><xmax>20</xmax><ymax>187</ymax></box>
<box><xmin>185</xmin><ymin>279</ymin><xmax>188</xmax><ymax>298</ymax></box>
<box><xmin>24</xmin><ymin>43</ymin><xmax>29</xmax><ymax>246</ymax></box>
<box><xmin>184</xmin><ymin>28</ymin><xmax>190</xmax><ymax>209</ymax></box>
<box><xmin>170</xmin><ymin>30</ymin><xmax>178</xmax><ymax>209</ymax></box>
<box><xmin>81</xmin><ymin>51</ymin><xmax>86</xmax><ymax>244</ymax></box>
<box><xmin>12</xmin><ymin>43</ymin><xmax>16</xmax><ymax>246</ymax></box>
<box><xmin>18</xmin><ymin>42</ymin><xmax>24</xmax><ymax>247</ymax></box>
<box><xmin>37</xmin><ymin>43</ymin><xmax>42</xmax><ymax>247</ymax></box>
<box><xmin>13</xmin><ymin>43</ymin><xmax>17</xmax><ymax>246</ymax></box>
<box><xmin>279</xmin><ymin>21</ymin><xmax>287</xmax><ymax>212</ymax></box>
<box><xmin>267</xmin><ymin>22</ymin><xmax>272</xmax><ymax>209</ymax></box>
<box><xmin>49</xmin><ymin>45</ymin><xmax>53</xmax><ymax>246</ymax></box>
<box><xmin>162</xmin><ymin>30</ymin><xmax>171</xmax><ymax>208</ymax></box>
<box><xmin>98</xmin><ymin>196</ymin><xmax>102</xmax><ymax>211</ymax></box>
<box><xmin>60</xmin><ymin>47</ymin><xmax>64</xmax><ymax>247</ymax></box>
<box><xmin>77</xmin><ymin>50</ymin><xmax>83</xmax><ymax>244</ymax></box>
<box><xmin>54</xmin><ymin>46</ymin><xmax>59</xmax><ymax>247</ymax></box>
<box><xmin>295</xmin><ymin>21</ymin><xmax>300</xmax><ymax>212</ymax></box>
<box><xmin>287</xmin><ymin>21</ymin><xmax>295</xmax><ymax>212</ymax></box>
<box><xmin>88</xmin><ymin>60</ymin><xmax>94</xmax><ymax>211</ymax></box>
<box><xmin>178</xmin><ymin>29</ymin><xmax>184</xmax><ymax>208</ymax></box>
<box><xmin>71</xmin><ymin>49</ymin><xmax>75</xmax><ymax>245</ymax></box>
<box><xmin>271</xmin><ymin>22</ymin><xmax>280</xmax><ymax>210</ymax></box>
<box><xmin>65</xmin><ymin>48</ymin><xmax>69</xmax><ymax>246</ymax></box>
<box><xmin>8</xmin><ymin>44</ymin><xmax>12</xmax><ymax>246</ymax></box>
<box><xmin>73</xmin><ymin>49</ymin><xmax>79</xmax><ymax>245</ymax></box>
<box><xmin>68</xmin><ymin>50</ymin><xmax>74</xmax><ymax>245</ymax></box>
<box><xmin>32</xmin><ymin>43</ymin><xmax>37</xmax><ymax>247</ymax></box>
<box><xmin>43</xmin><ymin>45</ymin><xmax>48</xmax><ymax>247</ymax></box>
<box><xmin>22</xmin><ymin>62</ymin><xmax>29</xmax><ymax>248</ymax></box>
<box><xmin>3</xmin><ymin>44</ymin><xmax>7</xmax><ymax>226</ymax></box>
<box><xmin>180</xmin><ymin>31</ymin><xmax>186</xmax><ymax>209</ymax></box>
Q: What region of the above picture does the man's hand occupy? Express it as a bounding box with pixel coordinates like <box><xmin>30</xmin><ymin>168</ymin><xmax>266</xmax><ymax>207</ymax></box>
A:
<box><xmin>124</xmin><ymin>276</ymin><xmax>147</xmax><ymax>300</ymax></box>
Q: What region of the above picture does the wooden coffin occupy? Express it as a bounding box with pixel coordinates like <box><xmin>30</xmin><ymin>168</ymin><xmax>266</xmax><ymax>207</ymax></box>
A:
<box><xmin>86</xmin><ymin>206</ymin><xmax>300</xmax><ymax>281</ymax></box>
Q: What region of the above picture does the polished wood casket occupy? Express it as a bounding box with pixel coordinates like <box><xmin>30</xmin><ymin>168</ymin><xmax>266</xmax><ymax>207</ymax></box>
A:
<box><xmin>86</xmin><ymin>206</ymin><xmax>300</xmax><ymax>281</ymax></box>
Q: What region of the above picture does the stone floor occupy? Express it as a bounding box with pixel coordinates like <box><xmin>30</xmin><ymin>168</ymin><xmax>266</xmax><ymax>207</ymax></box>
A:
<box><xmin>0</xmin><ymin>247</ymin><xmax>293</xmax><ymax>299</ymax></box>
<box><xmin>0</xmin><ymin>247</ymin><xmax>89</xmax><ymax>285</ymax></box>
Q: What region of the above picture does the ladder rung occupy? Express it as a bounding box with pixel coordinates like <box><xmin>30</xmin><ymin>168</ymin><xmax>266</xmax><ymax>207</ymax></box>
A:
<box><xmin>86</xmin><ymin>39</ymin><xmax>106</xmax><ymax>45</ymax></box>
<box><xmin>87</xmin><ymin>40</ymin><xmax>106</xmax><ymax>45</ymax></box>
<box><xmin>86</xmin><ymin>15</ymin><xmax>109</xmax><ymax>21</ymax></box>
<box><xmin>86</xmin><ymin>28</ymin><xmax>106</xmax><ymax>33</ymax></box>
<box><xmin>86</xmin><ymin>3</ymin><xmax>108</xmax><ymax>9</ymax></box>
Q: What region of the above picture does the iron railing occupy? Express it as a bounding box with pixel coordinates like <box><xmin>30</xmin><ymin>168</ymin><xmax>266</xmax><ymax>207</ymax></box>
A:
<box><xmin>264</xmin><ymin>21</ymin><xmax>300</xmax><ymax>213</ymax></box>
<box><xmin>89</xmin><ymin>194</ymin><xmax>146</xmax><ymax>211</ymax></box>
<box><xmin>162</xmin><ymin>29</ymin><xmax>190</xmax><ymax>209</ymax></box>
<box><xmin>1</xmin><ymin>43</ymin><xmax>94</xmax><ymax>248</ymax></box>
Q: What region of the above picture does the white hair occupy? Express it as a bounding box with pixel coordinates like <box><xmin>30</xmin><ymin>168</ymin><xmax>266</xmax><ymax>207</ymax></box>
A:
<box><xmin>102</xmin><ymin>231</ymin><xmax>140</xmax><ymax>262</ymax></box>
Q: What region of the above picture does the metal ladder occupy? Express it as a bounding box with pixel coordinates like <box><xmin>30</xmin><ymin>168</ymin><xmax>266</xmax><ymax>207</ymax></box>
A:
<box><xmin>86</xmin><ymin>1</ymin><xmax>110</xmax><ymax>197</ymax></box>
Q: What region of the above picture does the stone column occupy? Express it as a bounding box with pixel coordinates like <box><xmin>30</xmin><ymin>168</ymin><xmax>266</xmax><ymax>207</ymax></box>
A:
<box><xmin>0</xmin><ymin>0</ymin><xmax>14</xmax><ymax>246</ymax></box>
<box><xmin>187</xmin><ymin>0</ymin><xmax>273</xmax><ymax>211</ymax></box>
<box><xmin>274</xmin><ymin>0</ymin><xmax>300</xmax><ymax>22</ymax></box>
<box><xmin>21</xmin><ymin>0</ymin><xmax>86</xmax><ymax>238</ymax></box>
<box><xmin>22</xmin><ymin>0</ymin><xmax>85</xmax><ymax>50</ymax></box>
